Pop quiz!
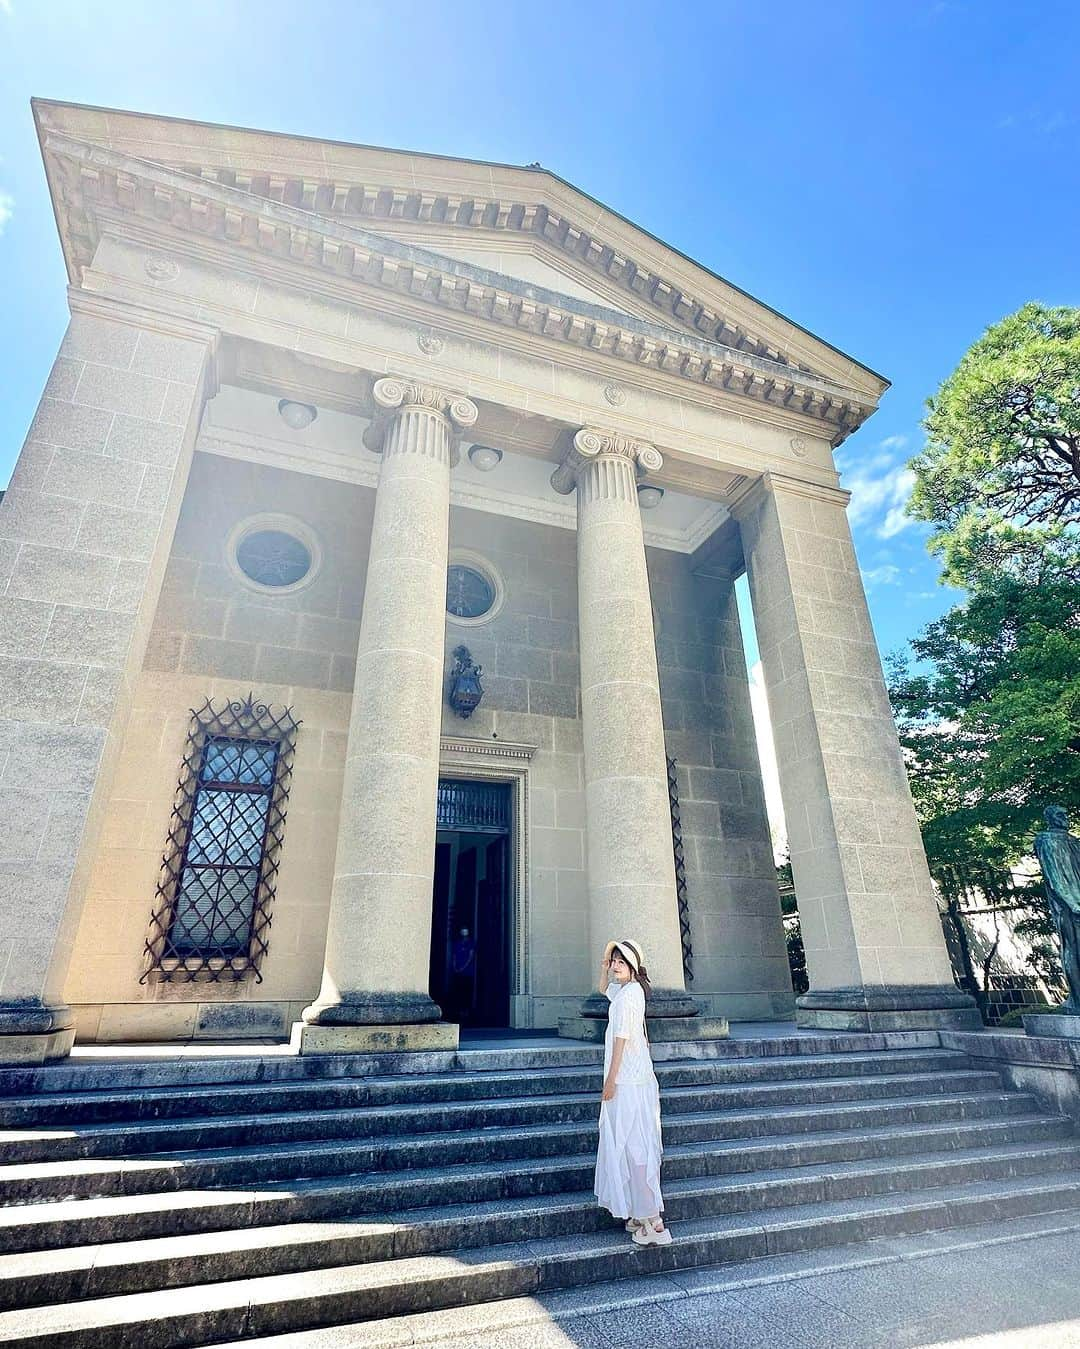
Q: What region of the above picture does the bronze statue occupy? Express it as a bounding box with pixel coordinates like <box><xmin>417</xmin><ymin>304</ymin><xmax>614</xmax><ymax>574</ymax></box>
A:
<box><xmin>1033</xmin><ymin>806</ymin><xmax>1080</xmax><ymax>1011</ymax></box>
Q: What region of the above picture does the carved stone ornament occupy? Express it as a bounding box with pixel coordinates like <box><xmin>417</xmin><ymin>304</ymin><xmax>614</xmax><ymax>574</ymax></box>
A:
<box><xmin>144</xmin><ymin>255</ymin><xmax>179</xmax><ymax>281</ymax></box>
<box><xmin>363</xmin><ymin>377</ymin><xmax>479</xmax><ymax>453</ymax></box>
<box><xmin>790</xmin><ymin>435</ymin><xmax>808</xmax><ymax>458</ymax></box>
<box><xmin>417</xmin><ymin>331</ymin><xmax>444</xmax><ymax>356</ymax></box>
<box><xmin>604</xmin><ymin>384</ymin><xmax>628</xmax><ymax>407</ymax></box>
<box><xmin>550</xmin><ymin>425</ymin><xmax>664</xmax><ymax>495</ymax></box>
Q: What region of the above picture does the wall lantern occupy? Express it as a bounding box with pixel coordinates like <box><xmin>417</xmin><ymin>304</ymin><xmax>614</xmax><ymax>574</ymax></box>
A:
<box><xmin>468</xmin><ymin>444</ymin><xmax>503</xmax><ymax>472</ymax></box>
<box><xmin>278</xmin><ymin>399</ymin><xmax>318</xmax><ymax>431</ymax></box>
<box><xmin>637</xmin><ymin>483</ymin><xmax>665</xmax><ymax>510</ymax></box>
<box><xmin>448</xmin><ymin>645</ymin><xmax>485</xmax><ymax>719</ymax></box>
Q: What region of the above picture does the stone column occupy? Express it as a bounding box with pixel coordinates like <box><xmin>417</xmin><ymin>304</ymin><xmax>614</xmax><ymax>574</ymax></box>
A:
<box><xmin>0</xmin><ymin>299</ymin><xmax>217</xmax><ymax>1063</ymax></box>
<box><xmin>552</xmin><ymin>428</ymin><xmax>696</xmax><ymax>1022</ymax></box>
<box><xmin>299</xmin><ymin>377</ymin><xmax>477</xmax><ymax>1054</ymax></box>
<box><xmin>736</xmin><ymin>473</ymin><xmax>978</xmax><ymax>1030</ymax></box>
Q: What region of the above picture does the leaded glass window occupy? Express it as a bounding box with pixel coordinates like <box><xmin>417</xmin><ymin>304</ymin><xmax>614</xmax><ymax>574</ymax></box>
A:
<box><xmin>169</xmin><ymin>737</ymin><xmax>279</xmax><ymax>957</ymax></box>
<box><xmin>143</xmin><ymin>695</ymin><xmax>301</xmax><ymax>982</ymax></box>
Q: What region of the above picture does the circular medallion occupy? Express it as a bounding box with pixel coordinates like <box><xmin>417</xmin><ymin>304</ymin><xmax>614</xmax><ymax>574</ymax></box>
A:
<box><xmin>144</xmin><ymin>255</ymin><xmax>179</xmax><ymax>282</ymax></box>
<box><xmin>417</xmin><ymin>331</ymin><xmax>445</xmax><ymax>356</ymax></box>
<box><xmin>604</xmin><ymin>384</ymin><xmax>628</xmax><ymax>407</ymax></box>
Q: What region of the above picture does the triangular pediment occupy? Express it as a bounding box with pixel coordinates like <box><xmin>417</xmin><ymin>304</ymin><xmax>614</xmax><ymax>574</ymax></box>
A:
<box><xmin>33</xmin><ymin>99</ymin><xmax>888</xmax><ymax>406</ymax></box>
<box><xmin>353</xmin><ymin>229</ymin><xmax>664</xmax><ymax>326</ymax></box>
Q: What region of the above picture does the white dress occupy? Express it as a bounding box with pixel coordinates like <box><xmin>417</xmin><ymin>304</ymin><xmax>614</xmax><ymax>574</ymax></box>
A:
<box><xmin>594</xmin><ymin>979</ymin><xmax>665</xmax><ymax>1220</ymax></box>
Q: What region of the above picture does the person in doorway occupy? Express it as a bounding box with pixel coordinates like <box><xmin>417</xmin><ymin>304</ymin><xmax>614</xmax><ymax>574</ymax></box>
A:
<box><xmin>450</xmin><ymin>926</ymin><xmax>477</xmax><ymax>1016</ymax></box>
<box><xmin>594</xmin><ymin>938</ymin><xmax>671</xmax><ymax>1246</ymax></box>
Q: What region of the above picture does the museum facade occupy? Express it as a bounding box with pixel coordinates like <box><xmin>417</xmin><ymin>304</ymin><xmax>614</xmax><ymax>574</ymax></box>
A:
<box><xmin>0</xmin><ymin>101</ymin><xmax>975</xmax><ymax>1062</ymax></box>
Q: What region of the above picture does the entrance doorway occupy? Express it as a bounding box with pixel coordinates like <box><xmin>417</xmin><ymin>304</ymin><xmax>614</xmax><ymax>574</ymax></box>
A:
<box><xmin>429</xmin><ymin>778</ymin><xmax>512</xmax><ymax>1028</ymax></box>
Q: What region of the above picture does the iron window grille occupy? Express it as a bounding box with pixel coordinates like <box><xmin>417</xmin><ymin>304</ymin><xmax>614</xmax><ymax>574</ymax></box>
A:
<box><xmin>667</xmin><ymin>755</ymin><xmax>694</xmax><ymax>984</ymax></box>
<box><xmin>142</xmin><ymin>693</ymin><xmax>301</xmax><ymax>983</ymax></box>
<box><xmin>437</xmin><ymin>778</ymin><xmax>512</xmax><ymax>834</ymax></box>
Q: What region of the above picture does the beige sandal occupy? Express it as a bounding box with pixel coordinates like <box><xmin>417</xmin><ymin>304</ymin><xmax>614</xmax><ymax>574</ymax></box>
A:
<box><xmin>632</xmin><ymin>1218</ymin><xmax>673</xmax><ymax>1246</ymax></box>
<box><xmin>625</xmin><ymin>1218</ymin><xmax>645</xmax><ymax>1232</ymax></box>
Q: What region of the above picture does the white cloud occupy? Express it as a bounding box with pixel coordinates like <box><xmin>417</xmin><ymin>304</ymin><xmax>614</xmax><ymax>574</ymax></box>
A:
<box><xmin>0</xmin><ymin>193</ymin><xmax>12</xmax><ymax>236</ymax></box>
<box><xmin>0</xmin><ymin>1</ymin><xmax>10</xmax><ymax>18</ymax></box>
<box><xmin>861</xmin><ymin>564</ymin><xmax>902</xmax><ymax>588</ymax></box>
<box><xmin>747</xmin><ymin>660</ymin><xmax>787</xmax><ymax>862</ymax></box>
<box><xmin>837</xmin><ymin>436</ymin><xmax>918</xmax><ymax>540</ymax></box>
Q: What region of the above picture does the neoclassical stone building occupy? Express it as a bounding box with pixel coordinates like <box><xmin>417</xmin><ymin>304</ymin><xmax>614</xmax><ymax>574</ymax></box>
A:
<box><xmin>0</xmin><ymin>101</ymin><xmax>973</xmax><ymax>1063</ymax></box>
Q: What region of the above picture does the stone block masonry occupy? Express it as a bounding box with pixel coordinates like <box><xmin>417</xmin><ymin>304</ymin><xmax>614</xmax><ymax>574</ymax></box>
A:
<box><xmin>648</xmin><ymin>548</ymin><xmax>794</xmax><ymax>1021</ymax></box>
<box><xmin>0</xmin><ymin>302</ymin><xmax>217</xmax><ymax>1062</ymax></box>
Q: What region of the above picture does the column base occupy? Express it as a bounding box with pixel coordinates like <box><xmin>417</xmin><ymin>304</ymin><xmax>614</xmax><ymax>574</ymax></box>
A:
<box><xmin>301</xmin><ymin>991</ymin><xmax>444</xmax><ymax>1027</ymax></box>
<box><xmin>293</xmin><ymin>1021</ymin><xmax>459</xmax><ymax>1055</ymax></box>
<box><xmin>0</xmin><ymin>1028</ymin><xmax>75</xmax><ymax>1065</ymax></box>
<box><xmin>579</xmin><ymin>987</ymin><xmax>699</xmax><ymax>1019</ymax></box>
<box><xmin>559</xmin><ymin>1014</ymin><xmax>728</xmax><ymax>1043</ymax></box>
<box><xmin>796</xmin><ymin>985</ymin><xmax>981</xmax><ymax>1032</ymax></box>
<box><xmin>0</xmin><ymin>1000</ymin><xmax>75</xmax><ymax>1063</ymax></box>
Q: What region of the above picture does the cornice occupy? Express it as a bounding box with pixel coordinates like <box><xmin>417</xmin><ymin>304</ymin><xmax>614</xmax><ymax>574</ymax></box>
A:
<box><xmin>175</xmin><ymin>165</ymin><xmax>873</xmax><ymax>390</ymax></box>
<box><xmin>32</xmin><ymin>100</ymin><xmax>888</xmax><ymax>397</ymax></box>
<box><xmin>43</xmin><ymin>132</ymin><xmax>875</xmax><ymax>446</ymax></box>
<box><xmin>67</xmin><ymin>287</ymin><xmax>221</xmax><ymax>352</ymax></box>
<box><xmin>728</xmin><ymin>470</ymin><xmax>850</xmax><ymax>521</ymax></box>
<box><xmin>440</xmin><ymin>737</ymin><xmax>536</xmax><ymax>762</ymax></box>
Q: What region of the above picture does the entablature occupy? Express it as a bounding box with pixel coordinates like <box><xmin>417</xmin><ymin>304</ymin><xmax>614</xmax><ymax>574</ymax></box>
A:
<box><xmin>41</xmin><ymin>128</ymin><xmax>877</xmax><ymax>449</ymax></box>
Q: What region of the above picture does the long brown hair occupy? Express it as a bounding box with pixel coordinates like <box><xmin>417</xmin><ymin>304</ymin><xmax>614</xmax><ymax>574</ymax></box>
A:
<box><xmin>612</xmin><ymin>940</ymin><xmax>652</xmax><ymax>999</ymax></box>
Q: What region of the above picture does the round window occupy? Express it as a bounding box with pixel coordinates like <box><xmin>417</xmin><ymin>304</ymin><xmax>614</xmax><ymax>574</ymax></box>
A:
<box><xmin>446</xmin><ymin>564</ymin><xmax>496</xmax><ymax>620</ymax></box>
<box><xmin>235</xmin><ymin>530</ymin><xmax>313</xmax><ymax>589</ymax></box>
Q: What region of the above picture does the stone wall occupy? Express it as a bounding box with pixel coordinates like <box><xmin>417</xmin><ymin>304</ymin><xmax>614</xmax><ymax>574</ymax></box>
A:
<box><xmin>64</xmin><ymin>450</ymin><xmax>362</xmax><ymax>1040</ymax></box>
<box><xmin>64</xmin><ymin>452</ymin><xmax>790</xmax><ymax>1038</ymax></box>
<box><xmin>142</xmin><ymin>453</ymin><xmax>371</xmax><ymax>693</ymax></box>
<box><xmin>648</xmin><ymin>550</ymin><xmax>793</xmax><ymax>1020</ymax></box>
<box><xmin>440</xmin><ymin>506</ymin><xmax>588</xmax><ymax>1025</ymax></box>
<box><xmin>0</xmin><ymin>307</ymin><xmax>213</xmax><ymax>1053</ymax></box>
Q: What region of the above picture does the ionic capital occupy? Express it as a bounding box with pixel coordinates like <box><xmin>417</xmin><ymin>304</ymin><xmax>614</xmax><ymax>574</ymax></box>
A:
<box><xmin>550</xmin><ymin>426</ymin><xmax>664</xmax><ymax>495</ymax></box>
<box><xmin>363</xmin><ymin>376</ymin><xmax>479</xmax><ymax>452</ymax></box>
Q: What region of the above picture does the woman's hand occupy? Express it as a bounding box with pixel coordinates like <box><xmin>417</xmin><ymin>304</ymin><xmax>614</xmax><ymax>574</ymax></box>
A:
<box><xmin>601</xmin><ymin>1079</ymin><xmax>616</xmax><ymax>1102</ymax></box>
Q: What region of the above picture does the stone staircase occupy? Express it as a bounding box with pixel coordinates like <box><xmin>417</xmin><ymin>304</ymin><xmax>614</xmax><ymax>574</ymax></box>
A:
<box><xmin>0</xmin><ymin>1030</ymin><xmax>1078</xmax><ymax>1346</ymax></box>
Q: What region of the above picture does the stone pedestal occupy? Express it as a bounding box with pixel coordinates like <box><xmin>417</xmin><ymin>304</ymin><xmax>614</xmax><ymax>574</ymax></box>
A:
<box><xmin>1024</xmin><ymin>1010</ymin><xmax>1080</xmax><ymax>1040</ymax></box>
<box><xmin>295</xmin><ymin>1021</ymin><xmax>460</xmax><ymax>1055</ymax></box>
<box><xmin>298</xmin><ymin>378</ymin><xmax>477</xmax><ymax>1053</ymax></box>
<box><xmin>736</xmin><ymin>475</ymin><xmax>978</xmax><ymax>1032</ymax></box>
<box><xmin>797</xmin><ymin>985</ymin><xmax>981</xmax><ymax>1031</ymax></box>
<box><xmin>552</xmin><ymin>427</ymin><xmax>696</xmax><ymax>1019</ymax></box>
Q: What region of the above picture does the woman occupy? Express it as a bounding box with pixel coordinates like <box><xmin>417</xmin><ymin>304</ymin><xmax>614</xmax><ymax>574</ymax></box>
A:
<box><xmin>594</xmin><ymin>938</ymin><xmax>672</xmax><ymax>1246</ymax></box>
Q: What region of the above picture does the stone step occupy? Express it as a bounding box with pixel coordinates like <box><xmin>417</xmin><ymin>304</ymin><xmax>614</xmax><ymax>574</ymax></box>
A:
<box><xmin>0</xmin><ymin>1095</ymin><xmax>1058</xmax><ymax>1206</ymax></box>
<box><xmin>0</xmin><ymin>1111</ymin><xmax>1072</xmax><ymax>1244</ymax></box>
<box><xmin>207</xmin><ymin>1206</ymin><xmax>1080</xmax><ymax>1349</ymax></box>
<box><xmin>3</xmin><ymin>1144</ymin><xmax>1079</xmax><ymax>1309</ymax></box>
<box><xmin>0</xmin><ymin>1070</ymin><xmax>1007</xmax><ymax>1165</ymax></box>
<box><xmin>4</xmin><ymin>1133</ymin><xmax>1076</xmax><ymax>1259</ymax></box>
<box><xmin>0</xmin><ymin>1048</ymin><xmax>973</xmax><ymax>1127</ymax></box>
<box><xmin>4</xmin><ymin>1174</ymin><xmax>1080</xmax><ymax>1347</ymax></box>
<box><xmin>0</xmin><ymin>1030</ymin><xmax>947</xmax><ymax>1101</ymax></box>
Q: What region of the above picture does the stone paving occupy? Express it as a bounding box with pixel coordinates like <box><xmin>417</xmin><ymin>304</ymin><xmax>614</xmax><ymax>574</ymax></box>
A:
<box><xmin>449</xmin><ymin>1225</ymin><xmax>1080</xmax><ymax>1349</ymax></box>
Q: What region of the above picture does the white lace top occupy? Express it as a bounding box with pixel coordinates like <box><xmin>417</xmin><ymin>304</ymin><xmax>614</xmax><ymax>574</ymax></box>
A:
<box><xmin>603</xmin><ymin>980</ymin><xmax>654</xmax><ymax>1086</ymax></box>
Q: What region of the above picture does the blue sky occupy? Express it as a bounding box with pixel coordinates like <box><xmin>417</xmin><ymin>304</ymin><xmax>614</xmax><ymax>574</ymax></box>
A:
<box><xmin>1</xmin><ymin>0</ymin><xmax>1078</xmax><ymax>663</ymax></box>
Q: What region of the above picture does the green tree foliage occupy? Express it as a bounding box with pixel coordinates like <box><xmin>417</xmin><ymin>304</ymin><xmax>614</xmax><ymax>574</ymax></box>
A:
<box><xmin>910</xmin><ymin>303</ymin><xmax>1080</xmax><ymax>584</ymax></box>
<box><xmin>888</xmin><ymin>543</ymin><xmax>1080</xmax><ymax>871</ymax></box>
